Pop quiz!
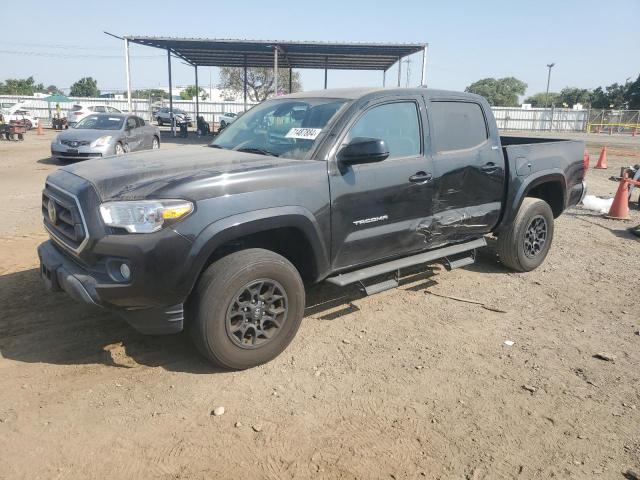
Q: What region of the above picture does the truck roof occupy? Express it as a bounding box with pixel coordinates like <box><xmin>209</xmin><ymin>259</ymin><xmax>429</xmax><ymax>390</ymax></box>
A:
<box><xmin>281</xmin><ymin>87</ymin><xmax>484</xmax><ymax>102</ymax></box>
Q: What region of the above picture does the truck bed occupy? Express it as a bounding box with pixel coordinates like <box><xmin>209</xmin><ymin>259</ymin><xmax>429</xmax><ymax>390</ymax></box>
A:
<box><xmin>495</xmin><ymin>135</ymin><xmax>586</xmax><ymax>231</ymax></box>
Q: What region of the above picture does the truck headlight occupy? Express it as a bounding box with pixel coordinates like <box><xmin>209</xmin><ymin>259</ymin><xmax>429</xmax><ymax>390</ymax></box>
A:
<box><xmin>92</xmin><ymin>135</ymin><xmax>112</xmax><ymax>147</ymax></box>
<box><xmin>99</xmin><ymin>200</ymin><xmax>193</xmax><ymax>233</ymax></box>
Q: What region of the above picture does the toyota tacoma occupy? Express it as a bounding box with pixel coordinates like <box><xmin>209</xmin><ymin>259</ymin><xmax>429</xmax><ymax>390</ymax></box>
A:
<box><xmin>38</xmin><ymin>88</ymin><xmax>587</xmax><ymax>369</ymax></box>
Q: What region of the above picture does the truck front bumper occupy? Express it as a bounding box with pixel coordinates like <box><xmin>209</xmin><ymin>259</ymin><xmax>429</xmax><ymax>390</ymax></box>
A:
<box><xmin>37</xmin><ymin>240</ymin><xmax>184</xmax><ymax>335</ymax></box>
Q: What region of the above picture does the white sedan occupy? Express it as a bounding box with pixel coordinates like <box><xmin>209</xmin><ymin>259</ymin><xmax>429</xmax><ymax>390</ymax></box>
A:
<box><xmin>67</xmin><ymin>104</ymin><xmax>123</xmax><ymax>127</ymax></box>
<box><xmin>2</xmin><ymin>107</ymin><xmax>39</xmax><ymax>129</ymax></box>
<box><xmin>219</xmin><ymin>112</ymin><xmax>238</xmax><ymax>128</ymax></box>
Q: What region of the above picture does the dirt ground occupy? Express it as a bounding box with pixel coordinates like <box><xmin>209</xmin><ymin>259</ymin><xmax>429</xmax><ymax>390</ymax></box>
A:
<box><xmin>0</xmin><ymin>129</ymin><xmax>639</xmax><ymax>480</ymax></box>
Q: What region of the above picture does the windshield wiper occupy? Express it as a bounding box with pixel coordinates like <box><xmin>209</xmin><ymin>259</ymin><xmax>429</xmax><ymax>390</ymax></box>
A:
<box><xmin>210</xmin><ymin>144</ymin><xmax>226</xmax><ymax>149</ymax></box>
<box><xmin>236</xmin><ymin>147</ymin><xmax>279</xmax><ymax>157</ymax></box>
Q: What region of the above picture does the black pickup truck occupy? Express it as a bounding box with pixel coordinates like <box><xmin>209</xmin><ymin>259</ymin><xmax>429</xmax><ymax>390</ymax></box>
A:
<box><xmin>38</xmin><ymin>88</ymin><xmax>587</xmax><ymax>369</ymax></box>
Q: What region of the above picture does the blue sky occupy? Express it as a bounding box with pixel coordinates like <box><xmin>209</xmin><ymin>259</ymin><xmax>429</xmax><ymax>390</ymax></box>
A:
<box><xmin>1</xmin><ymin>0</ymin><xmax>638</xmax><ymax>96</ymax></box>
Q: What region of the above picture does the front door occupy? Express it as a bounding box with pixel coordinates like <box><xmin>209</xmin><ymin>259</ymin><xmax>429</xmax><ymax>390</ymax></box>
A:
<box><xmin>124</xmin><ymin>116</ymin><xmax>142</xmax><ymax>151</ymax></box>
<box><xmin>329</xmin><ymin>97</ymin><xmax>436</xmax><ymax>270</ymax></box>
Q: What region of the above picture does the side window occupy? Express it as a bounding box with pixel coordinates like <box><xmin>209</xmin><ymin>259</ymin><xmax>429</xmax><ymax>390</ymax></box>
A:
<box><xmin>94</xmin><ymin>106</ymin><xmax>106</xmax><ymax>113</ymax></box>
<box><xmin>430</xmin><ymin>101</ymin><xmax>488</xmax><ymax>152</ymax></box>
<box><xmin>346</xmin><ymin>102</ymin><xmax>421</xmax><ymax>159</ymax></box>
<box><xmin>126</xmin><ymin>117</ymin><xmax>137</xmax><ymax>130</ymax></box>
<box><xmin>136</xmin><ymin>117</ymin><xmax>145</xmax><ymax>127</ymax></box>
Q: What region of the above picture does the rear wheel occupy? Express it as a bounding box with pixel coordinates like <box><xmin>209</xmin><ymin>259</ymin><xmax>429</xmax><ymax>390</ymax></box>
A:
<box><xmin>189</xmin><ymin>249</ymin><xmax>305</xmax><ymax>370</ymax></box>
<box><xmin>496</xmin><ymin>197</ymin><xmax>554</xmax><ymax>272</ymax></box>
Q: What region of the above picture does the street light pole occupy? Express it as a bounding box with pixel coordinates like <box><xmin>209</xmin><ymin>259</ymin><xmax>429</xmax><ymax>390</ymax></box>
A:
<box><xmin>544</xmin><ymin>63</ymin><xmax>555</xmax><ymax>108</ymax></box>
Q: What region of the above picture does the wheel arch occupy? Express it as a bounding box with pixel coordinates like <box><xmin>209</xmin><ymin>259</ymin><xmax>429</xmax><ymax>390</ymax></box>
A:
<box><xmin>180</xmin><ymin>207</ymin><xmax>331</xmax><ymax>296</ymax></box>
<box><xmin>497</xmin><ymin>171</ymin><xmax>567</xmax><ymax>232</ymax></box>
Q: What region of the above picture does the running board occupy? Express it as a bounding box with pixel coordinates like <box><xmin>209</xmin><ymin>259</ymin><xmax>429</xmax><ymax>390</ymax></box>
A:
<box><xmin>326</xmin><ymin>237</ymin><xmax>486</xmax><ymax>287</ymax></box>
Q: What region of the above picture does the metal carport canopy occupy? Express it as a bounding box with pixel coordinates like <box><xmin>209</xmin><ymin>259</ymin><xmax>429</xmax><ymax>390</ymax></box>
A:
<box><xmin>123</xmin><ymin>36</ymin><xmax>427</xmax><ymax>71</ymax></box>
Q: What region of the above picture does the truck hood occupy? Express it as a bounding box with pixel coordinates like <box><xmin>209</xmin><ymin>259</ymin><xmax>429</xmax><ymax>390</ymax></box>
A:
<box><xmin>61</xmin><ymin>145</ymin><xmax>319</xmax><ymax>201</ymax></box>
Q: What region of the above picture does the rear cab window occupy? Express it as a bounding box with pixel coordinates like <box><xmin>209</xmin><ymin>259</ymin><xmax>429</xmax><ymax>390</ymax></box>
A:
<box><xmin>429</xmin><ymin>101</ymin><xmax>488</xmax><ymax>152</ymax></box>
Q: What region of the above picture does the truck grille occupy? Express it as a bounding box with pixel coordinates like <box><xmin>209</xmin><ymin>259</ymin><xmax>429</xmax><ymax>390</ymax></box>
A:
<box><xmin>42</xmin><ymin>184</ymin><xmax>88</xmax><ymax>252</ymax></box>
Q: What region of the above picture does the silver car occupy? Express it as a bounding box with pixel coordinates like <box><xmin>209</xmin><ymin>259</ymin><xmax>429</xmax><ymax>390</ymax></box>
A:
<box><xmin>51</xmin><ymin>113</ymin><xmax>160</xmax><ymax>162</ymax></box>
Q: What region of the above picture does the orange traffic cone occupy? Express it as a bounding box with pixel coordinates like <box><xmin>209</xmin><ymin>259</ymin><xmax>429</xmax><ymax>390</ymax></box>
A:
<box><xmin>594</xmin><ymin>146</ymin><xmax>608</xmax><ymax>169</ymax></box>
<box><xmin>36</xmin><ymin>122</ymin><xmax>44</xmax><ymax>135</ymax></box>
<box><xmin>583</xmin><ymin>149</ymin><xmax>590</xmax><ymax>170</ymax></box>
<box><xmin>607</xmin><ymin>173</ymin><xmax>640</xmax><ymax>219</ymax></box>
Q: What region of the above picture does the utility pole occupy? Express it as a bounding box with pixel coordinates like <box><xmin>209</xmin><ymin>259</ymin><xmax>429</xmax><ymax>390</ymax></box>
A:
<box><xmin>403</xmin><ymin>58</ymin><xmax>411</xmax><ymax>87</ymax></box>
<box><xmin>544</xmin><ymin>63</ymin><xmax>555</xmax><ymax>108</ymax></box>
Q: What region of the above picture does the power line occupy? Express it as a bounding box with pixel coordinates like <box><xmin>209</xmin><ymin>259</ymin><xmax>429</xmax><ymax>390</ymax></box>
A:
<box><xmin>0</xmin><ymin>41</ymin><xmax>123</xmax><ymax>51</ymax></box>
<box><xmin>0</xmin><ymin>49</ymin><xmax>164</xmax><ymax>59</ymax></box>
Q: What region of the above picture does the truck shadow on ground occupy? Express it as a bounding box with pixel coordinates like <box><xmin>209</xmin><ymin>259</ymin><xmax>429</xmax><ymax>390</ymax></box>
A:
<box><xmin>0</xmin><ymin>250</ymin><xmax>500</xmax><ymax>372</ymax></box>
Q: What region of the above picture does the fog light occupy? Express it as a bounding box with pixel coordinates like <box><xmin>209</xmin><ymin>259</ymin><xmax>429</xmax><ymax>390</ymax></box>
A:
<box><xmin>119</xmin><ymin>263</ymin><xmax>131</xmax><ymax>281</ymax></box>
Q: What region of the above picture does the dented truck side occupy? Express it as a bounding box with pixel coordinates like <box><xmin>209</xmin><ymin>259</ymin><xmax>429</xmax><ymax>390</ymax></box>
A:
<box><xmin>38</xmin><ymin>87</ymin><xmax>586</xmax><ymax>369</ymax></box>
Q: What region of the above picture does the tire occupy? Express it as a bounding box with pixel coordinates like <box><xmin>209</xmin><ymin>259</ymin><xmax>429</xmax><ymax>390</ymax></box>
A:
<box><xmin>151</xmin><ymin>136</ymin><xmax>160</xmax><ymax>149</ymax></box>
<box><xmin>157</xmin><ymin>117</ymin><xmax>163</xmax><ymax>126</ymax></box>
<box><xmin>115</xmin><ymin>142</ymin><xmax>125</xmax><ymax>155</ymax></box>
<box><xmin>497</xmin><ymin>197</ymin><xmax>554</xmax><ymax>272</ymax></box>
<box><xmin>189</xmin><ymin>248</ymin><xmax>305</xmax><ymax>370</ymax></box>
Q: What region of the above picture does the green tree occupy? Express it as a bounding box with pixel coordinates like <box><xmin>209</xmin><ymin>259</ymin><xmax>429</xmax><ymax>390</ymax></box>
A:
<box><xmin>624</xmin><ymin>74</ymin><xmax>640</xmax><ymax>110</ymax></box>
<box><xmin>132</xmin><ymin>89</ymin><xmax>168</xmax><ymax>100</ymax></box>
<box><xmin>69</xmin><ymin>77</ymin><xmax>100</xmax><ymax>97</ymax></box>
<box><xmin>218</xmin><ymin>67</ymin><xmax>302</xmax><ymax>102</ymax></box>
<box><xmin>558</xmin><ymin>87</ymin><xmax>591</xmax><ymax>107</ymax></box>
<box><xmin>591</xmin><ymin>82</ymin><xmax>629</xmax><ymax>109</ymax></box>
<box><xmin>0</xmin><ymin>76</ymin><xmax>44</xmax><ymax>95</ymax></box>
<box><xmin>464</xmin><ymin>77</ymin><xmax>527</xmax><ymax>106</ymax></box>
<box><xmin>180</xmin><ymin>85</ymin><xmax>208</xmax><ymax>100</ymax></box>
<box><xmin>524</xmin><ymin>92</ymin><xmax>561</xmax><ymax>107</ymax></box>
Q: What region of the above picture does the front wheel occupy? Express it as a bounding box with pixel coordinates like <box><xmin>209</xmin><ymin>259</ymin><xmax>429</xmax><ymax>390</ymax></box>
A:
<box><xmin>151</xmin><ymin>136</ymin><xmax>159</xmax><ymax>149</ymax></box>
<box><xmin>188</xmin><ymin>249</ymin><xmax>305</xmax><ymax>370</ymax></box>
<box><xmin>157</xmin><ymin>117</ymin><xmax>163</xmax><ymax>126</ymax></box>
<box><xmin>496</xmin><ymin>197</ymin><xmax>554</xmax><ymax>272</ymax></box>
<box><xmin>115</xmin><ymin>143</ymin><xmax>125</xmax><ymax>155</ymax></box>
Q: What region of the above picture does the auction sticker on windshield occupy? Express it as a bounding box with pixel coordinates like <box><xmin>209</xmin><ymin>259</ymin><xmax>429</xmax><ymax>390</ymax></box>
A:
<box><xmin>285</xmin><ymin>128</ymin><xmax>322</xmax><ymax>140</ymax></box>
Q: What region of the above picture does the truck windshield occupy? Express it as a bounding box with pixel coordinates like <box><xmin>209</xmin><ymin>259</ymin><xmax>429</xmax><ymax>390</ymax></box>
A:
<box><xmin>211</xmin><ymin>97</ymin><xmax>348</xmax><ymax>159</ymax></box>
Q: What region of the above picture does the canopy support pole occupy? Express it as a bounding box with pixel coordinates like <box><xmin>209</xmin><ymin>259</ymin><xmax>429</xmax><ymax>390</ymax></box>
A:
<box><xmin>324</xmin><ymin>56</ymin><xmax>328</xmax><ymax>89</ymax></box>
<box><xmin>420</xmin><ymin>45</ymin><xmax>427</xmax><ymax>86</ymax></box>
<box><xmin>397</xmin><ymin>56</ymin><xmax>402</xmax><ymax>87</ymax></box>
<box><xmin>273</xmin><ymin>47</ymin><xmax>278</xmax><ymax>97</ymax></box>
<box><xmin>383</xmin><ymin>70</ymin><xmax>386</xmax><ymax>87</ymax></box>
<box><xmin>124</xmin><ymin>38</ymin><xmax>132</xmax><ymax>113</ymax></box>
<box><xmin>195</xmin><ymin>65</ymin><xmax>199</xmax><ymax>128</ymax></box>
<box><xmin>289</xmin><ymin>68</ymin><xmax>292</xmax><ymax>93</ymax></box>
<box><xmin>243</xmin><ymin>55</ymin><xmax>248</xmax><ymax>111</ymax></box>
<box><xmin>167</xmin><ymin>48</ymin><xmax>174</xmax><ymax>137</ymax></box>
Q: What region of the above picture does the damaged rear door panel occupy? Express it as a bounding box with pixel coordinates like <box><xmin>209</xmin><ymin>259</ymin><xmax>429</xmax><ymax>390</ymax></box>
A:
<box><xmin>424</xmin><ymin>99</ymin><xmax>506</xmax><ymax>246</ymax></box>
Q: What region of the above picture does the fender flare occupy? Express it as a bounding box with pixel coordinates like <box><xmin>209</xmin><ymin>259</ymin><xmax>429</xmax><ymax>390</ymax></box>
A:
<box><xmin>497</xmin><ymin>170</ymin><xmax>567</xmax><ymax>231</ymax></box>
<box><xmin>178</xmin><ymin>206</ymin><xmax>331</xmax><ymax>295</ymax></box>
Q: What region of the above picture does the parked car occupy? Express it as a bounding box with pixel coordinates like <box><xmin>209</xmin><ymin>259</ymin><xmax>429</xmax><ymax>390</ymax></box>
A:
<box><xmin>218</xmin><ymin>112</ymin><xmax>238</xmax><ymax>128</ymax></box>
<box><xmin>38</xmin><ymin>87</ymin><xmax>586</xmax><ymax>370</ymax></box>
<box><xmin>1</xmin><ymin>106</ymin><xmax>39</xmax><ymax>129</ymax></box>
<box><xmin>67</xmin><ymin>104</ymin><xmax>123</xmax><ymax>127</ymax></box>
<box><xmin>155</xmin><ymin>107</ymin><xmax>192</xmax><ymax>126</ymax></box>
<box><xmin>50</xmin><ymin>113</ymin><xmax>160</xmax><ymax>162</ymax></box>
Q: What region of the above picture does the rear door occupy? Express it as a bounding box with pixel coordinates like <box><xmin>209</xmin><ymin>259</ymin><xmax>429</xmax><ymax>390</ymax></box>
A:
<box><xmin>426</xmin><ymin>100</ymin><xmax>505</xmax><ymax>240</ymax></box>
<box><xmin>329</xmin><ymin>96</ymin><xmax>436</xmax><ymax>270</ymax></box>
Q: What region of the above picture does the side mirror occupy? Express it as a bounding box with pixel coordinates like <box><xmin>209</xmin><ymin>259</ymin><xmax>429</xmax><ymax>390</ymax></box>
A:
<box><xmin>338</xmin><ymin>137</ymin><xmax>389</xmax><ymax>165</ymax></box>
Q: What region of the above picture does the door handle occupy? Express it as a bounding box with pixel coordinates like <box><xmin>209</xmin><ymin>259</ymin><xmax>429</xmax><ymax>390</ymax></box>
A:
<box><xmin>480</xmin><ymin>162</ymin><xmax>499</xmax><ymax>173</ymax></box>
<box><xmin>409</xmin><ymin>171</ymin><xmax>433</xmax><ymax>183</ymax></box>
